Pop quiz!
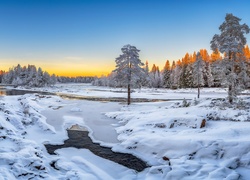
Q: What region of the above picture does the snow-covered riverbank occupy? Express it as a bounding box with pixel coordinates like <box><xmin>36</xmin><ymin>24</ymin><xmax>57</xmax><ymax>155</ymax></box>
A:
<box><xmin>0</xmin><ymin>94</ymin><xmax>140</xmax><ymax>179</ymax></box>
<box><xmin>1</xmin><ymin>84</ymin><xmax>250</xmax><ymax>179</ymax></box>
<box><xmin>15</xmin><ymin>83</ymin><xmax>230</xmax><ymax>100</ymax></box>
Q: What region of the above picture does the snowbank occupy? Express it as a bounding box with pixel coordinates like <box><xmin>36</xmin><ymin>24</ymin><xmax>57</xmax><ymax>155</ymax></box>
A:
<box><xmin>1</xmin><ymin>84</ymin><xmax>250</xmax><ymax>179</ymax></box>
<box><xmin>106</xmin><ymin>97</ymin><xmax>250</xmax><ymax>179</ymax></box>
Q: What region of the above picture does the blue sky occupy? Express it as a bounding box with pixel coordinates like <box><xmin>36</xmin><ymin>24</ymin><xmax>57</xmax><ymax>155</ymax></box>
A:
<box><xmin>0</xmin><ymin>0</ymin><xmax>249</xmax><ymax>76</ymax></box>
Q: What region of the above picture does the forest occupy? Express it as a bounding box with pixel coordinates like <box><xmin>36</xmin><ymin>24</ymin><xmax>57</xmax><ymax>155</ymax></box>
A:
<box><xmin>93</xmin><ymin>45</ymin><xmax>250</xmax><ymax>89</ymax></box>
<box><xmin>0</xmin><ymin>64</ymin><xmax>94</xmax><ymax>87</ymax></box>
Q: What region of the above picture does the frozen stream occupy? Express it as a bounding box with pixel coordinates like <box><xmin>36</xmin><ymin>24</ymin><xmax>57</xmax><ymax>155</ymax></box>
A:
<box><xmin>41</xmin><ymin>98</ymin><xmax>122</xmax><ymax>143</ymax></box>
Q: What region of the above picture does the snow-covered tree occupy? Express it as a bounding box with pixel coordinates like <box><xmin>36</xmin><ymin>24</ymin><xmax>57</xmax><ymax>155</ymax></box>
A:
<box><xmin>43</xmin><ymin>71</ymin><xmax>51</xmax><ymax>86</ymax></box>
<box><xmin>50</xmin><ymin>74</ymin><xmax>57</xmax><ymax>85</ymax></box>
<box><xmin>2</xmin><ymin>64</ymin><xmax>60</xmax><ymax>87</ymax></box>
<box><xmin>205</xmin><ymin>62</ymin><xmax>214</xmax><ymax>87</ymax></box>
<box><xmin>192</xmin><ymin>52</ymin><xmax>205</xmax><ymax>98</ymax></box>
<box><xmin>179</xmin><ymin>53</ymin><xmax>193</xmax><ymax>88</ymax></box>
<box><xmin>35</xmin><ymin>67</ymin><xmax>44</xmax><ymax>87</ymax></box>
<box><xmin>113</xmin><ymin>44</ymin><xmax>145</xmax><ymax>105</ymax></box>
<box><xmin>140</xmin><ymin>61</ymin><xmax>150</xmax><ymax>87</ymax></box>
<box><xmin>27</xmin><ymin>65</ymin><xmax>37</xmax><ymax>87</ymax></box>
<box><xmin>150</xmin><ymin>64</ymin><xmax>161</xmax><ymax>88</ymax></box>
<box><xmin>162</xmin><ymin>60</ymin><xmax>171</xmax><ymax>88</ymax></box>
<box><xmin>211</xmin><ymin>60</ymin><xmax>225</xmax><ymax>87</ymax></box>
<box><xmin>211</xmin><ymin>13</ymin><xmax>250</xmax><ymax>103</ymax></box>
<box><xmin>171</xmin><ymin>61</ymin><xmax>181</xmax><ymax>89</ymax></box>
<box><xmin>183</xmin><ymin>63</ymin><xmax>193</xmax><ymax>88</ymax></box>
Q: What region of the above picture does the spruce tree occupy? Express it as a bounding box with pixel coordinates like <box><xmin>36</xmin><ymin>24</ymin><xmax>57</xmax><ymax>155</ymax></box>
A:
<box><xmin>162</xmin><ymin>60</ymin><xmax>171</xmax><ymax>88</ymax></box>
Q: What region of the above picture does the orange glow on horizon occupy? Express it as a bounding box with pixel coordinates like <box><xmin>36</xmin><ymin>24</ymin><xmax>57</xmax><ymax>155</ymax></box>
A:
<box><xmin>0</xmin><ymin>60</ymin><xmax>114</xmax><ymax>78</ymax></box>
<box><xmin>46</xmin><ymin>69</ymin><xmax>112</xmax><ymax>77</ymax></box>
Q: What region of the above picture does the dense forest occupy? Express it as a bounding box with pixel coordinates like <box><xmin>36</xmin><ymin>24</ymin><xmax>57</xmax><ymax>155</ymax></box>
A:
<box><xmin>93</xmin><ymin>45</ymin><xmax>250</xmax><ymax>89</ymax></box>
<box><xmin>0</xmin><ymin>64</ymin><xmax>94</xmax><ymax>87</ymax></box>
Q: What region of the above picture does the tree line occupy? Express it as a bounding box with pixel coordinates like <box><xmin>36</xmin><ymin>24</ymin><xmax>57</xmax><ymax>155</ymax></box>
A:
<box><xmin>92</xmin><ymin>46</ymin><xmax>250</xmax><ymax>89</ymax></box>
<box><xmin>0</xmin><ymin>64</ymin><xmax>94</xmax><ymax>87</ymax></box>
<box><xmin>93</xmin><ymin>13</ymin><xmax>250</xmax><ymax>104</ymax></box>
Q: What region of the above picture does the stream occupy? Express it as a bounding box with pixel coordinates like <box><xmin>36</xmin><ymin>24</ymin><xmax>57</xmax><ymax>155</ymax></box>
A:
<box><xmin>0</xmin><ymin>87</ymin><xmax>149</xmax><ymax>171</ymax></box>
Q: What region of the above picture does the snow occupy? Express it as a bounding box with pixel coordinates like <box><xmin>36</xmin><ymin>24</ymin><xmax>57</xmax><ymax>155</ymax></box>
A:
<box><xmin>15</xmin><ymin>83</ymin><xmax>229</xmax><ymax>99</ymax></box>
<box><xmin>0</xmin><ymin>84</ymin><xmax>250</xmax><ymax>179</ymax></box>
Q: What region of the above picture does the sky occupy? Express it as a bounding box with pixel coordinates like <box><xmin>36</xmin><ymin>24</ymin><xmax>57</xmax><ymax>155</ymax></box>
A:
<box><xmin>0</xmin><ymin>0</ymin><xmax>250</xmax><ymax>77</ymax></box>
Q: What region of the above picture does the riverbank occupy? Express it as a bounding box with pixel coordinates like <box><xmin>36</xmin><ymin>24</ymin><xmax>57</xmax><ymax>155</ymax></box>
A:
<box><xmin>0</xmin><ymin>84</ymin><xmax>250</xmax><ymax>179</ymax></box>
<box><xmin>0</xmin><ymin>94</ymin><xmax>144</xmax><ymax>179</ymax></box>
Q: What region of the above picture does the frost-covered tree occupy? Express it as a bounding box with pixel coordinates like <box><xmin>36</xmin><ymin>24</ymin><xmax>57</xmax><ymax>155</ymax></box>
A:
<box><xmin>171</xmin><ymin>61</ymin><xmax>181</xmax><ymax>89</ymax></box>
<box><xmin>113</xmin><ymin>44</ymin><xmax>145</xmax><ymax>105</ymax></box>
<box><xmin>2</xmin><ymin>64</ymin><xmax>57</xmax><ymax>87</ymax></box>
<box><xmin>211</xmin><ymin>13</ymin><xmax>250</xmax><ymax>103</ymax></box>
<box><xmin>35</xmin><ymin>67</ymin><xmax>44</xmax><ymax>87</ymax></box>
<box><xmin>205</xmin><ymin>62</ymin><xmax>214</xmax><ymax>87</ymax></box>
<box><xmin>183</xmin><ymin>63</ymin><xmax>193</xmax><ymax>88</ymax></box>
<box><xmin>162</xmin><ymin>60</ymin><xmax>171</xmax><ymax>88</ymax></box>
<box><xmin>150</xmin><ymin>64</ymin><xmax>161</xmax><ymax>88</ymax></box>
<box><xmin>192</xmin><ymin>52</ymin><xmax>205</xmax><ymax>98</ymax></box>
<box><xmin>43</xmin><ymin>71</ymin><xmax>51</xmax><ymax>86</ymax></box>
<box><xmin>179</xmin><ymin>53</ymin><xmax>193</xmax><ymax>88</ymax></box>
<box><xmin>50</xmin><ymin>74</ymin><xmax>57</xmax><ymax>85</ymax></box>
<box><xmin>140</xmin><ymin>61</ymin><xmax>150</xmax><ymax>87</ymax></box>
<box><xmin>27</xmin><ymin>65</ymin><xmax>37</xmax><ymax>87</ymax></box>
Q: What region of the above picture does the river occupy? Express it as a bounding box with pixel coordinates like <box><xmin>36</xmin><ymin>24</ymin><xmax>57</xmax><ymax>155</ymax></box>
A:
<box><xmin>0</xmin><ymin>87</ymin><xmax>121</xmax><ymax>143</ymax></box>
<box><xmin>0</xmin><ymin>87</ymin><xmax>149</xmax><ymax>172</ymax></box>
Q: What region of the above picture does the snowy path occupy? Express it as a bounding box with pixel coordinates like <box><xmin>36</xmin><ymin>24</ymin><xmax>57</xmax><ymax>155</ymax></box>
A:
<box><xmin>40</xmin><ymin>98</ymin><xmax>123</xmax><ymax>144</ymax></box>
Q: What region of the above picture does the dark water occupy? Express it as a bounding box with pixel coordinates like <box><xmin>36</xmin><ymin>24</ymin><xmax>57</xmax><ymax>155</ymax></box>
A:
<box><xmin>0</xmin><ymin>88</ymin><xmax>53</xmax><ymax>96</ymax></box>
<box><xmin>45</xmin><ymin>130</ymin><xmax>148</xmax><ymax>172</ymax></box>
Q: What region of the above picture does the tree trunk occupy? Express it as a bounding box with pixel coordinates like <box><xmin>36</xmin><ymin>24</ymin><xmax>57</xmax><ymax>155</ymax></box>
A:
<box><xmin>198</xmin><ymin>85</ymin><xmax>200</xmax><ymax>99</ymax></box>
<box><xmin>228</xmin><ymin>84</ymin><xmax>233</xmax><ymax>103</ymax></box>
<box><xmin>127</xmin><ymin>61</ymin><xmax>132</xmax><ymax>105</ymax></box>
<box><xmin>127</xmin><ymin>83</ymin><xmax>131</xmax><ymax>105</ymax></box>
<box><xmin>228</xmin><ymin>51</ymin><xmax>233</xmax><ymax>104</ymax></box>
<box><xmin>197</xmin><ymin>59</ymin><xmax>200</xmax><ymax>98</ymax></box>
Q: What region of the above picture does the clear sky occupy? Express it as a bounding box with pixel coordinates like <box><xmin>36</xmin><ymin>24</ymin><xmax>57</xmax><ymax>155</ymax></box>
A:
<box><xmin>0</xmin><ymin>0</ymin><xmax>250</xmax><ymax>76</ymax></box>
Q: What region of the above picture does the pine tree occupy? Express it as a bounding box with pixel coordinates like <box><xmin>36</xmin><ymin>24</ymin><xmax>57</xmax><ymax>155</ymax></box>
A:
<box><xmin>244</xmin><ymin>45</ymin><xmax>250</xmax><ymax>59</ymax></box>
<box><xmin>192</xmin><ymin>51</ymin><xmax>197</xmax><ymax>63</ymax></box>
<box><xmin>36</xmin><ymin>67</ymin><xmax>44</xmax><ymax>87</ymax></box>
<box><xmin>149</xmin><ymin>64</ymin><xmax>160</xmax><ymax>88</ymax></box>
<box><xmin>210</xmin><ymin>49</ymin><xmax>222</xmax><ymax>62</ymax></box>
<box><xmin>179</xmin><ymin>54</ymin><xmax>192</xmax><ymax>88</ymax></box>
<box><xmin>200</xmin><ymin>49</ymin><xmax>210</xmax><ymax>62</ymax></box>
<box><xmin>27</xmin><ymin>65</ymin><xmax>37</xmax><ymax>87</ymax></box>
<box><xmin>205</xmin><ymin>62</ymin><xmax>214</xmax><ymax>87</ymax></box>
<box><xmin>192</xmin><ymin>52</ymin><xmax>205</xmax><ymax>98</ymax></box>
<box><xmin>50</xmin><ymin>74</ymin><xmax>57</xmax><ymax>85</ymax></box>
<box><xmin>171</xmin><ymin>61</ymin><xmax>181</xmax><ymax>89</ymax></box>
<box><xmin>184</xmin><ymin>63</ymin><xmax>193</xmax><ymax>88</ymax></box>
<box><xmin>162</xmin><ymin>60</ymin><xmax>171</xmax><ymax>88</ymax></box>
<box><xmin>211</xmin><ymin>13</ymin><xmax>250</xmax><ymax>103</ymax></box>
<box><xmin>141</xmin><ymin>61</ymin><xmax>150</xmax><ymax>87</ymax></box>
<box><xmin>113</xmin><ymin>44</ymin><xmax>145</xmax><ymax>105</ymax></box>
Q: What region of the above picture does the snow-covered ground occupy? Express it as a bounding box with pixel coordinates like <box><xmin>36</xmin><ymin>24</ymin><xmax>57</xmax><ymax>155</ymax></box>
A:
<box><xmin>16</xmin><ymin>83</ymin><xmax>229</xmax><ymax>99</ymax></box>
<box><xmin>1</xmin><ymin>83</ymin><xmax>250</xmax><ymax>179</ymax></box>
